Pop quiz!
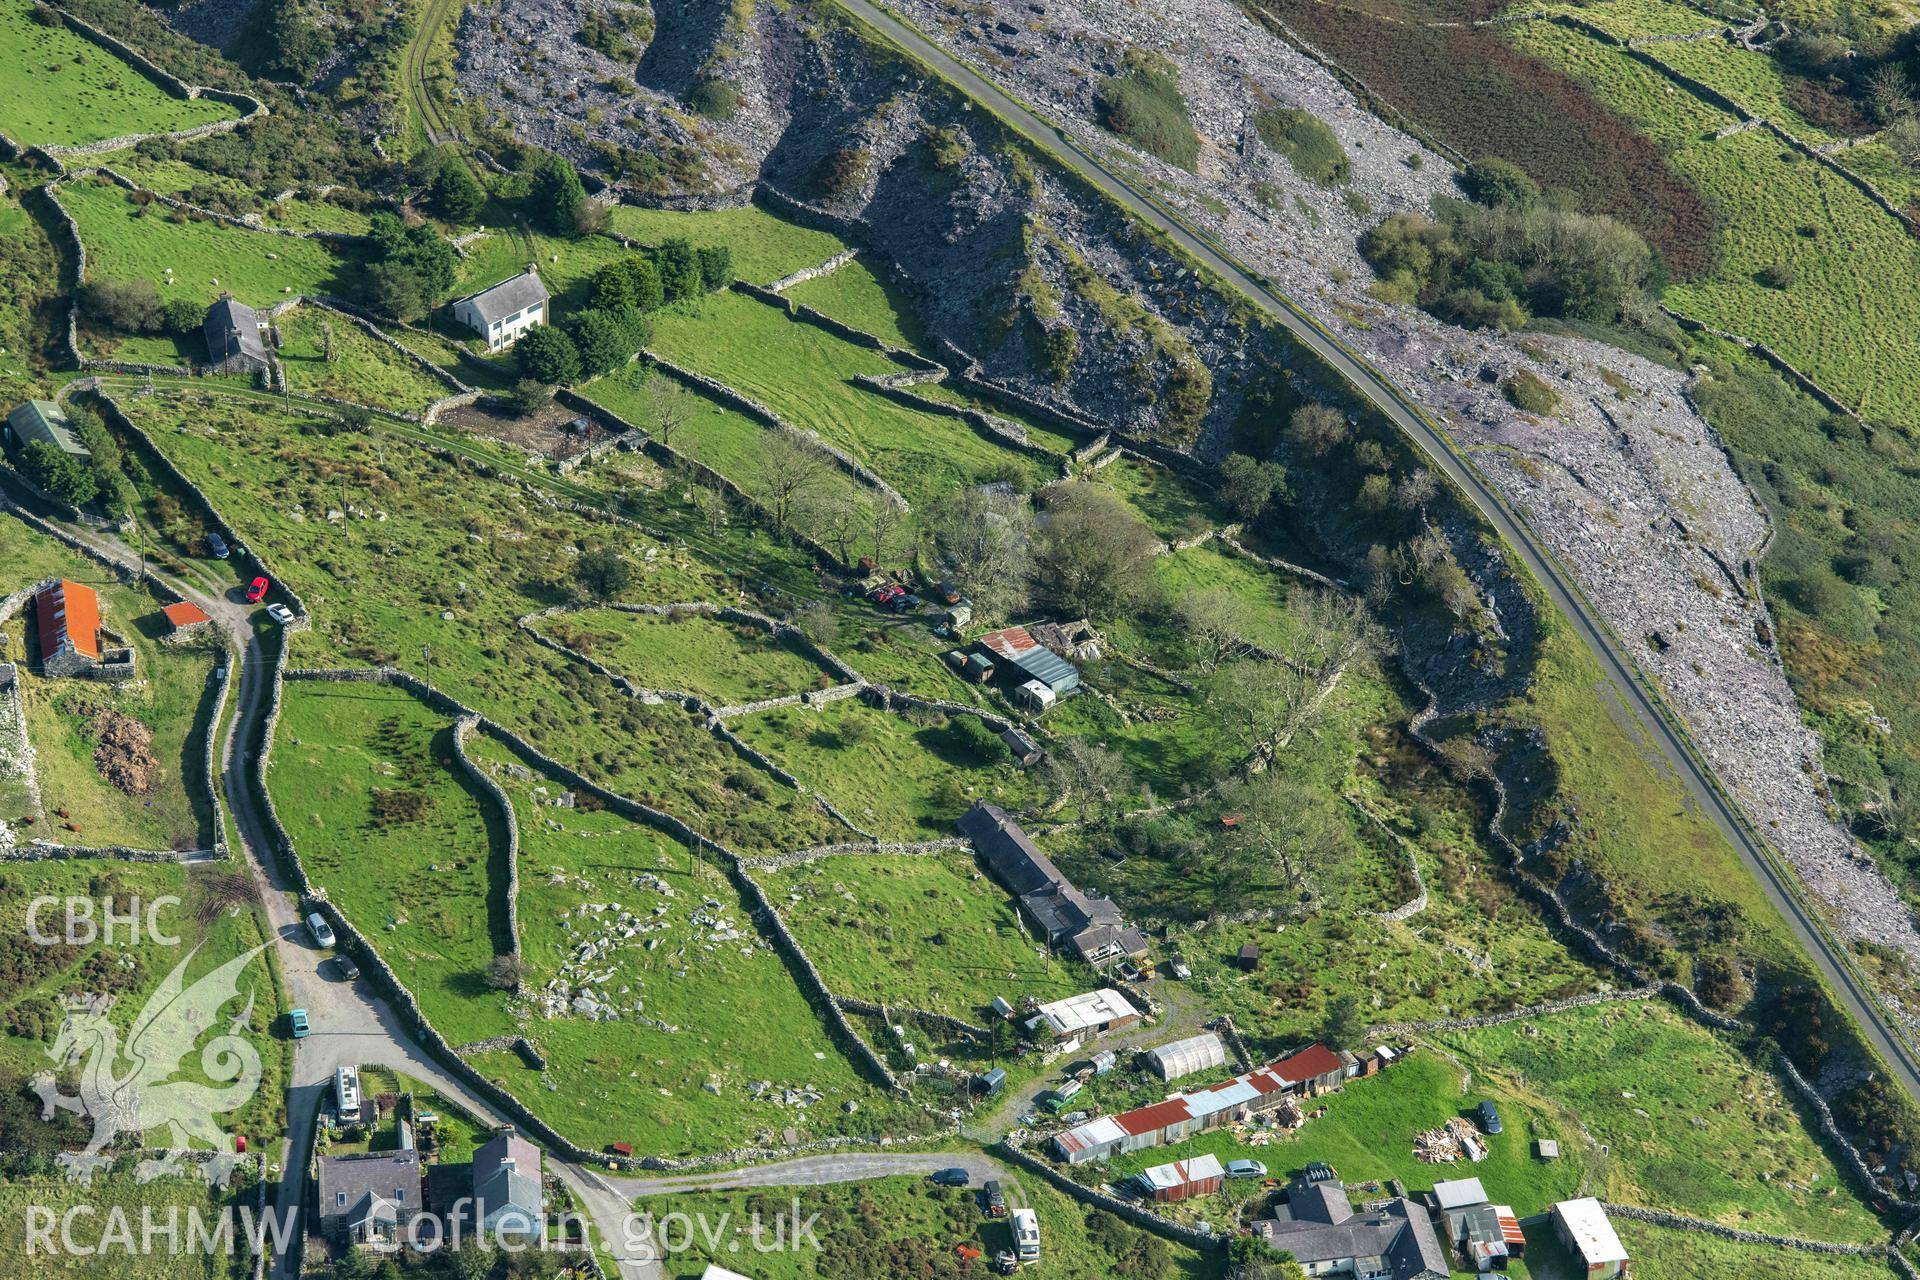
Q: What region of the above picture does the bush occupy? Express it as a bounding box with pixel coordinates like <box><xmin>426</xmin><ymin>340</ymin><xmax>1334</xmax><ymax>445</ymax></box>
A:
<box><xmin>697</xmin><ymin>245</ymin><xmax>733</xmax><ymax>292</ymax></box>
<box><xmin>1758</xmin><ymin>261</ymin><xmax>1796</xmax><ymax>290</ymax></box>
<box><xmin>162</xmin><ymin>297</ymin><xmax>204</xmax><ymax>335</ymax></box>
<box><xmin>1462</xmin><ymin>157</ymin><xmax>1540</xmax><ymax>210</ymax></box>
<box><xmin>576</xmin><ymin>546</ymin><xmax>632</xmax><ymax>601</ymax></box>
<box><xmin>1254</xmin><ymin>107</ymin><xmax>1349</xmax><ymax>186</ymax></box>
<box><xmin>509</xmin><ymin>379</ymin><xmax>551</xmax><ymax>417</ymax></box>
<box><xmin>815</xmin><ymin>146</ymin><xmax>870</xmax><ymax>197</ymax></box>
<box><xmin>564</xmin><ymin>306</ymin><xmax>649</xmax><ymax>378</ymax></box>
<box><xmin>516</xmin><ymin>324</ymin><xmax>582</xmax><ymax>385</ymax></box>
<box><xmin>430</xmin><ymin>162</ymin><xmax>487</xmax><ymax>223</ymax></box>
<box><xmin>20</xmin><ymin>441</ymin><xmax>99</xmax><ymax>506</ymax></box>
<box><xmin>656</xmin><ymin>239</ymin><xmax>701</xmax><ymax>301</ymax></box>
<box><xmin>591</xmin><ymin>257</ymin><xmax>665</xmax><ymax>313</ymax></box>
<box><xmin>688</xmin><ymin>78</ymin><xmax>739</xmax><ymax>120</ymax></box>
<box><xmin>1096</xmin><ymin>51</ymin><xmax>1200</xmax><ymax>170</ymax></box>
<box><xmin>1501</xmin><ymin>369</ymin><xmax>1562</xmax><ymax>416</ymax></box>
<box><xmin>77</xmin><ymin>279</ymin><xmax>164</xmax><ymax>334</ymax></box>
<box><xmin>528</xmin><ymin>152</ymin><xmax>589</xmax><ymax>236</ymax></box>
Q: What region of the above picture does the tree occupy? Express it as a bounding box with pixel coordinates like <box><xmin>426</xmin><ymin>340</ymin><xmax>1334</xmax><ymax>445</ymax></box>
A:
<box><xmin>1285</xmin><ymin>403</ymin><xmax>1350</xmax><ymax>458</ymax></box>
<box><xmin>575</xmin><ymin>545</ymin><xmax>631</xmax><ymax>601</ymax></box>
<box><xmin>753</xmin><ymin>431</ymin><xmax>828</xmax><ymax>529</ymax></box>
<box><xmin>691</xmin><ymin>484</ymin><xmax>731</xmax><ymax>538</ymax></box>
<box><xmin>161</xmin><ymin>296</ymin><xmax>203</xmax><ymax>335</ymax></box>
<box><xmin>509</xmin><ymin>378</ymin><xmax>551</xmax><ymax>417</ymax></box>
<box><xmin>1176</xmin><ymin>589</ymin><xmax>1256</xmax><ymax>671</ymax></box>
<box><xmin>1321</xmin><ymin>991</ymin><xmax>1366</xmax><ymax>1047</ymax></box>
<box><xmin>1462</xmin><ymin>157</ymin><xmax>1540</xmax><ymax>210</ymax></box>
<box><xmin>1213</xmin><ymin>772</ymin><xmax>1350</xmax><ymax>905</ymax></box>
<box><xmin>565</xmin><ymin>307</ymin><xmax>648</xmax><ymax>378</ymax></box>
<box><xmin>656</xmin><ymin>238</ymin><xmax>701</xmax><ymax>301</ymax></box>
<box><xmin>485</xmin><ymin>954</ymin><xmax>523</xmax><ymax>990</ymax></box>
<box><xmin>1216</xmin><ymin>452</ymin><xmax>1288</xmax><ymax>522</ymax></box>
<box><xmin>363</xmin><ymin>261</ymin><xmax>429</xmax><ymax>322</ymax></box>
<box><xmin>697</xmin><ymin>244</ymin><xmax>733</xmax><ymax>292</ymax></box>
<box><xmin>591</xmin><ymin>257</ymin><xmax>664</xmax><ymax>313</ymax></box>
<box><xmin>529</xmin><ymin>152</ymin><xmax>589</xmax><ymax>236</ymax></box>
<box><xmin>430</xmin><ymin>162</ymin><xmax>486</xmax><ymax>223</ymax></box>
<box><xmin>1207</xmin><ymin>592</ymin><xmax>1374</xmax><ymax>768</ymax></box>
<box><xmin>925</xmin><ymin>486</ymin><xmax>1033</xmax><ymax>616</ymax></box>
<box><xmin>1031</xmin><ymin>483</ymin><xmax>1160</xmax><ymax>619</ymax></box>
<box><xmin>1044</xmin><ymin>739</ymin><xmax>1134</xmax><ymax>827</ymax></box>
<box><xmin>648</xmin><ymin>378</ymin><xmax>692</xmax><ymax>450</ymax></box>
<box><xmin>1868</xmin><ymin>64</ymin><xmax>1916</xmax><ymax>126</ymax></box>
<box><xmin>516</xmin><ymin>324</ymin><xmax>582</xmax><ymax>385</ymax></box>
<box><xmin>77</xmin><ymin>279</ymin><xmax>164</xmax><ymax>333</ymax></box>
<box><xmin>792</xmin><ymin>600</ymin><xmax>837</xmax><ymax>647</ymax></box>
<box><xmin>819</xmin><ymin>489</ymin><xmax>869</xmax><ymax>567</ymax></box>
<box><xmin>19</xmin><ymin>441</ymin><xmax>98</xmax><ymax>506</ymax></box>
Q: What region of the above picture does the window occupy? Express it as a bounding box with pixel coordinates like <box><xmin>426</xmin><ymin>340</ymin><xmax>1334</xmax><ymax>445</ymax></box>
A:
<box><xmin>395</xmin><ymin>1188</ymin><xmax>406</xmax><ymax>1202</ymax></box>
<box><xmin>336</xmin><ymin>1192</ymin><xmax>347</xmax><ymax>1207</ymax></box>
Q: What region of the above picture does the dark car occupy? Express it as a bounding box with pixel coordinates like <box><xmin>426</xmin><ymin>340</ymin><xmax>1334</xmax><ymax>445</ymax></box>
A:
<box><xmin>982</xmin><ymin>1180</ymin><xmax>1007</xmax><ymax>1217</ymax></box>
<box><xmin>930</xmin><ymin>1167</ymin><xmax>970</xmax><ymax>1188</ymax></box>
<box><xmin>1477</xmin><ymin>1100</ymin><xmax>1504</xmax><ymax>1135</ymax></box>
<box><xmin>206</xmin><ymin>532</ymin><xmax>229</xmax><ymax>559</ymax></box>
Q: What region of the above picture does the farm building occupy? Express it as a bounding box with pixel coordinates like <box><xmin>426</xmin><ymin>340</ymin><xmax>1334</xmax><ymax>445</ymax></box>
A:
<box><xmin>1455</xmin><ymin>1204</ymin><xmax>1527</xmax><ymax>1272</ymax></box>
<box><xmin>453</xmin><ymin>269</ymin><xmax>549</xmax><ymax>351</ymax></box>
<box><xmin>958</xmin><ymin>803</ymin><xmax>1148</xmax><ymax>968</ymax></box>
<box><xmin>1145</xmin><ymin>1032</ymin><xmax>1228</xmax><ymax>1082</ymax></box>
<box><xmin>1137</xmin><ymin>1152</ymin><xmax>1224</xmax><ymax>1203</ymax></box>
<box><xmin>203</xmin><ymin>297</ymin><xmax>271</xmax><ymax>374</ymax></box>
<box><xmin>1237</xmin><ymin>943</ymin><xmax>1261</xmax><ymax>971</ymax></box>
<box><xmin>1051</xmin><ymin>1042</ymin><xmax>1349</xmax><ymax>1163</ymax></box>
<box><xmin>1031</xmin><ymin>988</ymin><xmax>1140</xmax><ymax>1043</ymax></box>
<box><xmin>35</xmin><ymin>579</ymin><xmax>134</xmax><ymax>679</ymax></box>
<box><xmin>160</xmin><ymin>600</ymin><xmax>213</xmax><ymax>637</ymax></box>
<box><xmin>1001</xmin><ymin>727</ymin><xmax>1044</xmax><ymax>766</ymax></box>
<box><xmin>974</xmin><ymin>625</ymin><xmax>1080</xmax><ymax>701</ymax></box>
<box><xmin>1550</xmin><ymin>1199</ymin><xmax>1629</xmax><ymax>1278</ymax></box>
<box><xmin>1254</xmin><ymin>1173</ymin><xmax>1448</xmax><ymax>1280</ymax></box>
<box><xmin>314</xmin><ymin>1149</ymin><xmax>422</xmax><ymax>1248</ymax></box>
<box><xmin>5</xmin><ymin>399</ymin><xmax>89</xmax><ymax>461</ymax></box>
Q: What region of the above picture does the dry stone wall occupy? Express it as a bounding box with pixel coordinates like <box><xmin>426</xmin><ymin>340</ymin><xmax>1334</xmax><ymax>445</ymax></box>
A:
<box><xmin>453</xmin><ymin>714</ymin><xmax>522</xmax><ymax>968</ymax></box>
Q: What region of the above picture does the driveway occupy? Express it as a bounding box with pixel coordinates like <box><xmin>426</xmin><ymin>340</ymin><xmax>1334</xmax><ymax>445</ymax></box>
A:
<box><xmin>618</xmin><ymin>1151</ymin><xmax>1020</xmax><ymax>1200</ymax></box>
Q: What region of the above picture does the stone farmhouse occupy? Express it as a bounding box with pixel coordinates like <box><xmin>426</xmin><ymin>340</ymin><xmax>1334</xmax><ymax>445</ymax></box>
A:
<box><xmin>314</xmin><ymin>1148</ymin><xmax>423</xmax><ymax>1249</ymax></box>
<box><xmin>959</xmin><ymin>802</ymin><xmax>1148</xmax><ymax>969</ymax></box>
<box><xmin>204</xmin><ymin>296</ymin><xmax>271</xmax><ymax>375</ymax></box>
<box><xmin>1253</xmin><ymin>1170</ymin><xmax>1449</xmax><ymax>1280</ymax></box>
<box><xmin>452</xmin><ymin>269</ymin><xmax>549</xmax><ymax>352</ymax></box>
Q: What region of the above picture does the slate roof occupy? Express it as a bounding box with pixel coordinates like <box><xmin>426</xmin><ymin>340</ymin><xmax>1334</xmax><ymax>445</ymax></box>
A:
<box><xmin>472</xmin><ymin>1130</ymin><xmax>544</xmax><ymax>1229</ymax></box>
<box><xmin>1258</xmin><ymin>1190</ymin><xmax>1448</xmax><ymax>1280</ymax></box>
<box><xmin>204</xmin><ymin>297</ymin><xmax>267</xmax><ymax>364</ymax></box>
<box><xmin>959</xmin><ymin>802</ymin><xmax>1065</xmax><ymax>897</ymax></box>
<box><xmin>7</xmin><ymin>399</ymin><xmax>89</xmax><ymax>457</ymax></box>
<box><xmin>458</xmin><ymin>271</ymin><xmax>549</xmax><ymax>325</ymax></box>
<box><xmin>316</xmin><ymin>1150</ymin><xmax>422</xmax><ymax>1237</ymax></box>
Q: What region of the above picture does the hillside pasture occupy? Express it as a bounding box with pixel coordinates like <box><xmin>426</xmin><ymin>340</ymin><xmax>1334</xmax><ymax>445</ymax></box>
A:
<box><xmin>729</xmin><ymin>697</ymin><xmax>1045</xmax><ymax>841</ymax></box>
<box><xmin>266</xmin><ymin>678</ymin><xmax>516</xmax><ymax>1046</ymax></box>
<box><xmin>275</xmin><ymin>306</ymin><xmax>451</xmax><ymax>413</ymax></box>
<box><xmin>59</xmin><ymin>177</ymin><xmax>353</xmax><ymax>307</ymax></box>
<box><xmin>760</xmin><ymin>853</ymin><xmax>1089</xmax><ymax>1017</ymax></box>
<box><xmin>780</xmin><ymin>254</ymin><xmax>927</xmax><ymax>352</ymax></box>
<box><xmin>461</xmin><ymin>735</ymin><xmax>927</xmax><ymax>1156</ymax></box>
<box><xmin>0</xmin><ymin>0</ymin><xmax>235</xmax><ymax>148</ymax></box>
<box><xmin>646</xmin><ymin>290</ymin><xmax>1054</xmax><ymax>507</ymax></box>
<box><xmin>537</xmin><ymin>607</ymin><xmax>843</xmax><ymax>707</ymax></box>
<box><xmin>607</xmin><ymin>203</ymin><xmax>850</xmax><ymax>287</ymax></box>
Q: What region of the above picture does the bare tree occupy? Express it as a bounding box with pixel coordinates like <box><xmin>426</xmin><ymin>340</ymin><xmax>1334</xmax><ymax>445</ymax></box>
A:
<box><xmin>1177</xmin><ymin>589</ymin><xmax>1256</xmax><ymax>672</ymax></box>
<box><xmin>926</xmin><ymin>486</ymin><xmax>1034</xmax><ymax>616</ymax></box>
<box><xmin>753</xmin><ymin>431</ymin><xmax>828</xmax><ymax>530</ymax></box>
<box><xmin>1045</xmin><ymin>739</ymin><xmax>1135</xmax><ymax>826</ymax></box>
<box><xmin>691</xmin><ymin>484</ymin><xmax>730</xmax><ymax>538</ymax></box>
<box><xmin>870</xmin><ymin>498</ymin><xmax>906</xmax><ymax>567</ymax></box>
<box><xmin>649</xmin><ymin>378</ymin><xmax>693</xmax><ymax>452</ymax></box>
<box><xmin>1031</xmin><ymin>483</ymin><xmax>1160</xmax><ymax>619</ymax></box>
<box><xmin>1208</xmin><ymin>590</ymin><xmax>1376</xmax><ymax>768</ymax></box>
<box><xmin>821</xmin><ymin>489</ymin><xmax>869</xmax><ymax>568</ymax></box>
<box><xmin>1211</xmin><ymin>772</ymin><xmax>1351</xmax><ymax>907</ymax></box>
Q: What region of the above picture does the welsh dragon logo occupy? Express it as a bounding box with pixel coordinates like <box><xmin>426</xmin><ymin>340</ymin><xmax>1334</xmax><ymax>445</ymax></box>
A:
<box><xmin>31</xmin><ymin>942</ymin><xmax>267</xmax><ymax>1186</ymax></box>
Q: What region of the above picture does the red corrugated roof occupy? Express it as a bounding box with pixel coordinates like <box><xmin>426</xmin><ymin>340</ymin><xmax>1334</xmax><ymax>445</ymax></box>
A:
<box><xmin>1496</xmin><ymin>1210</ymin><xmax>1526</xmax><ymax>1245</ymax></box>
<box><xmin>1114</xmin><ymin>1098</ymin><xmax>1192</xmax><ymax>1137</ymax></box>
<box><xmin>978</xmin><ymin>626</ymin><xmax>1037</xmax><ymax>661</ymax></box>
<box><xmin>37</xmin><ymin>580</ymin><xmax>100</xmax><ymax>661</ymax></box>
<box><xmin>1273</xmin><ymin>1043</ymin><xmax>1345</xmax><ymax>1085</ymax></box>
<box><xmin>162</xmin><ymin>601</ymin><xmax>211</xmax><ymax>628</ymax></box>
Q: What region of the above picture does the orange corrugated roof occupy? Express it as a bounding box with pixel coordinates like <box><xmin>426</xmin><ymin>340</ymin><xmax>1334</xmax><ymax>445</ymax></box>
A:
<box><xmin>162</xmin><ymin>601</ymin><xmax>211</xmax><ymax>628</ymax></box>
<box><xmin>978</xmin><ymin>626</ymin><xmax>1037</xmax><ymax>661</ymax></box>
<box><xmin>37</xmin><ymin>580</ymin><xmax>100</xmax><ymax>660</ymax></box>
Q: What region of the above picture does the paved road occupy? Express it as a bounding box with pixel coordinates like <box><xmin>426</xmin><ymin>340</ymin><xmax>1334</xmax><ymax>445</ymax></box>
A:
<box><xmin>618</xmin><ymin>1151</ymin><xmax>1021</xmax><ymax>1200</ymax></box>
<box><xmin>834</xmin><ymin>0</ymin><xmax>1920</xmax><ymax>1107</ymax></box>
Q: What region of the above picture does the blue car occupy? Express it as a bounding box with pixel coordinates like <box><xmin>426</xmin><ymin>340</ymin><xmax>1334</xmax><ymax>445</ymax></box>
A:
<box><xmin>206</xmin><ymin>532</ymin><xmax>229</xmax><ymax>559</ymax></box>
<box><xmin>1477</xmin><ymin>1100</ymin><xmax>1503</xmax><ymax>1135</ymax></box>
<box><xmin>929</xmin><ymin>1167</ymin><xmax>970</xmax><ymax>1187</ymax></box>
<box><xmin>288</xmin><ymin>1008</ymin><xmax>310</xmax><ymax>1039</ymax></box>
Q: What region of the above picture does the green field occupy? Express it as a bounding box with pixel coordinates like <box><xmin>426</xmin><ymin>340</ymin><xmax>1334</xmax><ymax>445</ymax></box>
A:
<box><xmin>1610</xmin><ymin>1219</ymin><xmax>1893</xmax><ymax>1278</ymax></box>
<box><xmin>267</xmin><ymin>679</ymin><xmax>515</xmax><ymax>1046</ymax></box>
<box><xmin>1650</xmin><ymin>38</ymin><xmax>1845</xmax><ymax>143</ymax></box>
<box><xmin>119</xmin><ymin>387</ymin><xmax>846</xmax><ymax>856</ymax></box>
<box><xmin>762</xmin><ymin>853</ymin><xmax>1089</xmax><ymax>1016</ymax></box>
<box><xmin>0</xmin><ymin>0</ymin><xmax>235</xmax><ymax>148</ymax></box>
<box><xmin>608</xmin><ymin>203</ymin><xmax>850</xmax><ymax>287</ymax></box>
<box><xmin>0</xmin><ymin>515</ymin><xmax>220</xmax><ymax>850</ymax></box>
<box><xmin>781</xmin><ymin>254</ymin><xmax>927</xmax><ymax>351</ymax></box>
<box><xmin>89</xmin><ymin>150</ymin><xmax>374</xmax><ymax>236</ymax></box>
<box><xmin>460</xmin><ymin>735</ymin><xmax>927</xmax><ymax>1156</ymax></box>
<box><xmin>541</xmin><ymin>607</ymin><xmax>842</xmax><ymax>706</ymax></box>
<box><xmin>731</xmin><ymin>698</ymin><xmax>1045</xmax><ymax>841</ymax></box>
<box><xmin>1080</xmin><ymin>453</ymin><xmax>1227</xmax><ymax>544</ymax></box>
<box><xmin>1510</xmin><ymin>20</ymin><xmax>1920</xmax><ymax>427</ymax></box>
<box><xmin>0</xmin><ymin>1176</ymin><xmax>251</xmax><ymax>1279</ymax></box>
<box><xmin>1435</xmin><ymin>1000</ymin><xmax>1886</xmax><ymax>1242</ymax></box>
<box><xmin>1533</xmin><ymin>0</ymin><xmax>1737</xmax><ymax>38</ymax></box>
<box><xmin>647</xmin><ymin>1173</ymin><xmax>1221</xmax><ymax>1280</ymax></box>
<box><xmin>274</xmin><ymin>306</ymin><xmax>450</xmax><ymax>412</ymax></box>
<box><xmin>59</xmin><ymin>178</ymin><xmax>354</xmax><ymax>308</ymax></box>
<box><xmin>647</xmin><ymin>290</ymin><xmax>1054</xmax><ymax>507</ymax></box>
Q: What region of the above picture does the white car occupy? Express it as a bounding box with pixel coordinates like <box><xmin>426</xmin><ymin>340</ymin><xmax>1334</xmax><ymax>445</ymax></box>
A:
<box><xmin>1226</xmin><ymin>1159</ymin><xmax>1268</xmax><ymax>1179</ymax></box>
<box><xmin>265</xmin><ymin>603</ymin><xmax>296</xmax><ymax>625</ymax></box>
<box><xmin>306</xmin><ymin>912</ymin><xmax>336</xmax><ymax>948</ymax></box>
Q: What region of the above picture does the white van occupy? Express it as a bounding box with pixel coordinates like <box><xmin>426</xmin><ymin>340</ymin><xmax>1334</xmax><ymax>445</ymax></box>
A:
<box><xmin>1011</xmin><ymin>1208</ymin><xmax>1040</xmax><ymax>1263</ymax></box>
<box><xmin>306</xmin><ymin>913</ymin><xmax>336</xmax><ymax>948</ymax></box>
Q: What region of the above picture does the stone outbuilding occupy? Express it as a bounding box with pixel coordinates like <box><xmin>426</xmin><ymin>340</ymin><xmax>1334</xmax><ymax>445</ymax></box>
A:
<box><xmin>35</xmin><ymin>579</ymin><xmax>134</xmax><ymax>679</ymax></box>
<box><xmin>204</xmin><ymin>297</ymin><xmax>271</xmax><ymax>375</ymax></box>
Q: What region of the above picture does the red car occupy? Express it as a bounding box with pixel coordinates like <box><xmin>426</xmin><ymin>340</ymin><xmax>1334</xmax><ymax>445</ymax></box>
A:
<box><xmin>245</xmin><ymin>576</ymin><xmax>270</xmax><ymax>604</ymax></box>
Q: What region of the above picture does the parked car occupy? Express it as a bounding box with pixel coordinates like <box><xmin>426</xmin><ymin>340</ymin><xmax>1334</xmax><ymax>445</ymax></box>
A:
<box><xmin>245</xmin><ymin>576</ymin><xmax>270</xmax><ymax>604</ymax></box>
<box><xmin>982</xmin><ymin>1180</ymin><xmax>1008</xmax><ymax>1217</ymax></box>
<box><xmin>1226</xmin><ymin>1159</ymin><xmax>1268</xmax><ymax>1179</ymax></box>
<box><xmin>266</xmin><ymin>603</ymin><xmax>296</xmax><ymax>626</ymax></box>
<box><xmin>930</xmin><ymin>1167</ymin><xmax>970</xmax><ymax>1187</ymax></box>
<box><xmin>1477</xmin><ymin>1101</ymin><xmax>1503</xmax><ymax>1135</ymax></box>
<box><xmin>206</xmin><ymin>532</ymin><xmax>229</xmax><ymax>559</ymax></box>
<box><xmin>305</xmin><ymin>912</ymin><xmax>336</xmax><ymax>948</ymax></box>
<box><xmin>334</xmin><ymin>955</ymin><xmax>360</xmax><ymax>981</ymax></box>
<box><xmin>287</xmin><ymin>1008</ymin><xmax>310</xmax><ymax>1039</ymax></box>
